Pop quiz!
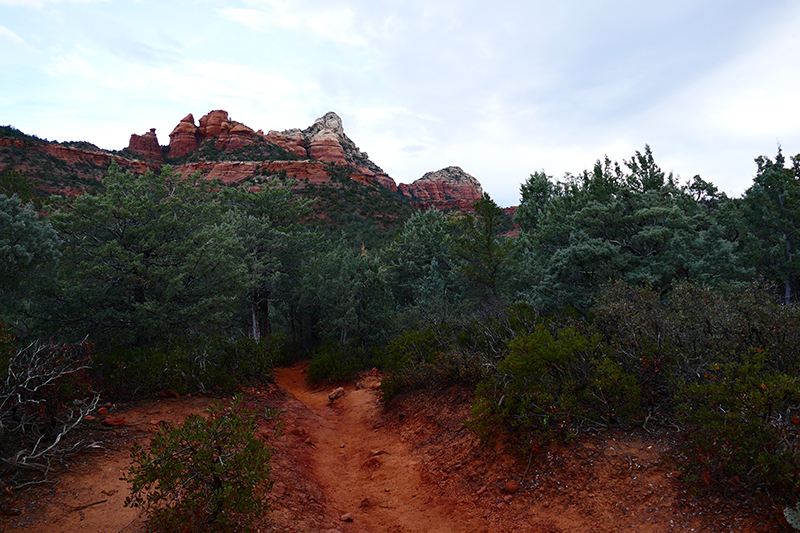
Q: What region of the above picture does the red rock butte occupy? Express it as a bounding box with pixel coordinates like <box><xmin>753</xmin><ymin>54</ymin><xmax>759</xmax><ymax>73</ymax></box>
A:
<box><xmin>125</xmin><ymin>110</ymin><xmax>484</xmax><ymax>210</ymax></box>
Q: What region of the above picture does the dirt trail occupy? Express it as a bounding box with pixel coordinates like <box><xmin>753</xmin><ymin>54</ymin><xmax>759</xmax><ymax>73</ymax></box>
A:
<box><xmin>274</xmin><ymin>361</ymin><xmax>471</xmax><ymax>533</ymax></box>
<box><xmin>0</xmin><ymin>362</ymin><xmax>786</xmax><ymax>532</ymax></box>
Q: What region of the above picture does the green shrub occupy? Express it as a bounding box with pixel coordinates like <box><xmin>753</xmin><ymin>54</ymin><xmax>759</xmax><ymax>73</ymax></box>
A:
<box><xmin>377</xmin><ymin>328</ymin><xmax>443</xmax><ymax>398</ymax></box>
<box><xmin>378</xmin><ymin>326</ymin><xmax>497</xmax><ymax>400</ymax></box>
<box><xmin>95</xmin><ymin>335</ymin><xmax>286</xmax><ymax>397</ymax></box>
<box><xmin>676</xmin><ymin>348</ymin><xmax>800</xmax><ymax>502</ymax></box>
<box><xmin>472</xmin><ymin>325</ymin><xmax>640</xmax><ymax>447</ymax></box>
<box><xmin>308</xmin><ymin>342</ymin><xmax>373</xmax><ymax>383</ymax></box>
<box><xmin>124</xmin><ymin>397</ymin><xmax>272</xmax><ymax>533</ymax></box>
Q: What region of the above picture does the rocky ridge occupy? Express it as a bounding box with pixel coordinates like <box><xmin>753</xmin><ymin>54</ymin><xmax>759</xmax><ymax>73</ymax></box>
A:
<box><xmin>2</xmin><ymin>111</ymin><xmax>484</xmax><ymax>210</ymax></box>
<box><xmin>129</xmin><ymin>110</ymin><xmax>482</xmax><ymax>207</ymax></box>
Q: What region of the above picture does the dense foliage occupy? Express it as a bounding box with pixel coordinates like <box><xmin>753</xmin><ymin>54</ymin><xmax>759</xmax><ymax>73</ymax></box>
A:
<box><xmin>3</xmin><ymin>143</ymin><xmax>800</xmax><ymax>521</ymax></box>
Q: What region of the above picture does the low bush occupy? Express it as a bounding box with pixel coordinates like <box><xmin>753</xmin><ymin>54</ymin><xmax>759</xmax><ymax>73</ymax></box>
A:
<box><xmin>377</xmin><ymin>328</ymin><xmax>444</xmax><ymax>398</ymax></box>
<box><xmin>95</xmin><ymin>334</ymin><xmax>287</xmax><ymax>397</ymax></box>
<box><xmin>675</xmin><ymin>348</ymin><xmax>800</xmax><ymax>503</ymax></box>
<box><xmin>307</xmin><ymin>342</ymin><xmax>375</xmax><ymax>383</ymax></box>
<box><xmin>786</xmin><ymin>503</ymin><xmax>800</xmax><ymax>530</ymax></box>
<box><xmin>472</xmin><ymin>324</ymin><xmax>640</xmax><ymax>448</ymax></box>
<box><xmin>124</xmin><ymin>397</ymin><xmax>272</xmax><ymax>533</ymax></box>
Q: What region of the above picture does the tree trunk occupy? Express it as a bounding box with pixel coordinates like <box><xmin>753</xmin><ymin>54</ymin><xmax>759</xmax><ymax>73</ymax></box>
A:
<box><xmin>251</xmin><ymin>300</ymin><xmax>260</xmax><ymax>341</ymax></box>
<box><xmin>785</xmin><ymin>235</ymin><xmax>793</xmax><ymax>305</ymax></box>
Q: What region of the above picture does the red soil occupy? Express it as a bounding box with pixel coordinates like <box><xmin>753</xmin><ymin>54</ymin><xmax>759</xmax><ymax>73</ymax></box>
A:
<box><xmin>0</xmin><ymin>361</ymin><xmax>789</xmax><ymax>532</ymax></box>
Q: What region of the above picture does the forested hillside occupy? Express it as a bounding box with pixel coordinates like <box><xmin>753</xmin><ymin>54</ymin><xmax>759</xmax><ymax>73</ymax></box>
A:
<box><xmin>2</xmin><ymin>139</ymin><xmax>800</xmax><ymax>527</ymax></box>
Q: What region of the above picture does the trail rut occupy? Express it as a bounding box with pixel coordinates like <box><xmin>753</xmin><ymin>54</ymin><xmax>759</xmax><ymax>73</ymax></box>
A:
<box><xmin>274</xmin><ymin>361</ymin><xmax>472</xmax><ymax>533</ymax></box>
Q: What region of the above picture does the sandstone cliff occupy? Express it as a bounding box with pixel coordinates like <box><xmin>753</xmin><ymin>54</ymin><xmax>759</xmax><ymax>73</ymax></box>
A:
<box><xmin>398</xmin><ymin>166</ymin><xmax>483</xmax><ymax>210</ymax></box>
<box><xmin>162</xmin><ymin>110</ymin><xmax>398</xmax><ymax>192</ymax></box>
<box><xmin>0</xmin><ymin>136</ymin><xmax>154</xmax><ymax>197</ymax></box>
<box><xmin>264</xmin><ymin>111</ymin><xmax>397</xmax><ymax>192</ymax></box>
<box><xmin>128</xmin><ymin>128</ymin><xmax>163</xmax><ymax>162</ymax></box>
<box><xmin>167</xmin><ymin>111</ymin><xmax>261</xmax><ymax>159</ymax></box>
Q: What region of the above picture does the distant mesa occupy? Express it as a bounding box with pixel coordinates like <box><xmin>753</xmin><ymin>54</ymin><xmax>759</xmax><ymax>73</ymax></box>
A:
<box><xmin>125</xmin><ymin>110</ymin><xmax>484</xmax><ymax>210</ymax></box>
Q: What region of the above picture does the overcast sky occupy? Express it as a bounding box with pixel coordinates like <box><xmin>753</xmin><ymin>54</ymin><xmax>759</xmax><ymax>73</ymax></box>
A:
<box><xmin>2</xmin><ymin>0</ymin><xmax>799</xmax><ymax>207</ymax></box>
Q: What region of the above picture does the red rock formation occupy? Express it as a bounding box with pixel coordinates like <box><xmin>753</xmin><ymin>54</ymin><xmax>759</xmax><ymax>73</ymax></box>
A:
<box><xmin>175</xmin><ymin>160</ymin><xmax>331</xmax><ymax>185</ymax></box>
<box><xmin>41</xmin><ymin>143</ymin><xmax>152</xmax><ymax>175</ymax></box>
<box><xmin>168</xmin><ymin>114</ymin><xmax>199</xmax><ymax>158</ymax></box>
<box><xmin>128</xmin><ymin>128</ymin><xmax>163</xmax><ymax>162</ymax></box>
<box><xmin>217</xmin><ymin>122</ymin><xmax>258</xmax><ymax>152</ymax></box>
<box><xmin>399</xmin><ymin>166</ymin><xmax>483</xmax><ymax>209</ymax></box>
<box><xmin>264</xmin><ymin>130</ymin><xmax>307</xmax><ymax>158</ymax></box>
<box><xmin>161</xmin><ymin>110</ymin><xmax>399</xmax><ymax>191</ymax></box>
<box><xmin>168</xmin><ymin>110</ymin><xmax>261</xmax><ymax>158</ymax></box>
<box><xmin>304</xmin><ymin>113</ymin><xmax>348</xmax><ymax>165</ymax></box>
<box><xmin>197</xmin><ymin>110</ymin><xmax>229</xmax><ymax>138</ymax></box>
<box><xmin>0</xmin><ymin>136</ymin><xmax>156</xmax><ymax>197</ymax></box>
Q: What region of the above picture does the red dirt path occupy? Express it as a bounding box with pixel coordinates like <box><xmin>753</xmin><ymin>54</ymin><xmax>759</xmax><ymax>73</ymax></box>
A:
<box><xmin>0</xmin><ymin>360</ymin><xmax>789</xmax><ymax>532</ymax></box>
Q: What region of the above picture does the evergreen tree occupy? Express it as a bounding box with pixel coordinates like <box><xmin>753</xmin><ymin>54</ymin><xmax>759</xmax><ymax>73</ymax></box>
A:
<box><xmin>51</xmin><ymin>163</ymin><xmax>245</xmax><ymax>347</ymax></box>
<box><xmin>0</xmin><ymin>194</ymin><xmax>60</xmax><ymax>319</ymax></box>
<box><xmin>220</xmin><ymin>183</ymin><xmax>315</xmax><ymax>341</ymax></box>
<box><xmin>516</xmin><ymin>147</ymin><xmax>743</xmax><ymax>311</ymax></box>
<box><xmin>740</xmin><ymin>149</ymin><xmax>800</xmax><ymax>305</ymax></box>
<box><xmin>449</xmin><ymin>192</ymin><xmax>513</xmax><ymax>300</ymax></box>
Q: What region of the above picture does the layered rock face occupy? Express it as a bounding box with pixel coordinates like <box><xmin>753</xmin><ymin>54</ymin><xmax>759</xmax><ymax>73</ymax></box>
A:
<box><xmin>167</xmin><ymin>111</ymin><xmax>260</xmax><ymax>158</ymax></box>
<box><xmin>162</xmin><ymin>110</ymin><xmax>486</xmax><ymax>208</ymax></box>
<box><xmin>266</xmin><ymin>112</ymin><xmax>397</xmax><ymax>191</ymax></box>
<box><xmin>399</xmin><ymin>166</ymin><xmax>483</xmax><ymax>209</ymax></box>
<box><xmin>161</xmin><ymin>110</ymin><xmax>400</xmax><ymax>192</ymax></box>
<box><xmin>0</xmin><ymin>137</ymin><xmax>154</xmax><ymax>197</ymax></box>
<box><xmin>177</xmin><ymin>160</ymin><xmax>331</xmax><ymax>185</ymax></box>
<box><xmin>128</xmin><ymin>128</ymin><xmax>163</xmax><ymax>162</ymax></box>
<box><xmin>168</xmin><ymin>114</ymin><xmax>200</xmax><ymax>158</ymax></box>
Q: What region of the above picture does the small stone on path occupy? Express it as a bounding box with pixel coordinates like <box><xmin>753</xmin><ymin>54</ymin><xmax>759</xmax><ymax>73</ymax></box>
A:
<box><xmin>328</xmin><ymin>387</ymin><xmax>346</xmax><ymax>403</ymax></box>
<box><xmin>102</xmin><ymin>416</ymin><xmax>126</xmax><ymax>427</ymax></box>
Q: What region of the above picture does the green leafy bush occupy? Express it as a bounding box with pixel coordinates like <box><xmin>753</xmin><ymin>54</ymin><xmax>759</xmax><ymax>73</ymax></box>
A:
<box><xmin>676</xmin><ymin>348</ymin><xmax>800</xmax><ymax>502</ymax></box>
<box><xmin>124</xmin><ymin>398</ymin><xmax>272</xmax><ymax>533</ymax></box>
<box><xmin>96</xmin><ymin>335</ymin><xmax>286</xmax><ymax>397</ymax></box>
<box><xmin>308</xmin><ymin>342</ymin><xmax>374</xmax><ymax>383</ymax></box>
<box><xmin>377</xmin><ymin>328</ymin><xmax>445</xmax><ymax>398</ymax></box>
<box><xmin>472</xmin><ymin>325</ymin><xmax>640</xmax><ymax>447</ymax></box>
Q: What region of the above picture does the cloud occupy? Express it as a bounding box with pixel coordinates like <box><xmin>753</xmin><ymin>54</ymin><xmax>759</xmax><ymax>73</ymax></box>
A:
<box><xmin>43</xmin><ymin>46</ymin><xmax>101</xmax><ymax>78</ymax></box>
<box><xmin>0</xmin><ymin>25</ymin><xmax>30</xmax><ymax>48</ymax></box>
<box><xmin>401</xmin><ymin>145</ymin><xmax>424</xmax><ymax>153</ymax></box>
<box><xmin>0</xmin><ymin>0</ymin><xmax>108</xmax><ymax>8</ymax></box>
<box><xmin>219</xmin><ymin>2</ymin><xmax>364</xmax><ymax>46</ymax></box>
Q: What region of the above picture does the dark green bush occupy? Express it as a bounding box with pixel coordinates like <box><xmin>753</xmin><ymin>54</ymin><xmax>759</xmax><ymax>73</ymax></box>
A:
<box><xmin>676</xmin><ymin>348</ymin><xmax>800</xmax><ymax>503</ymax></box>
<box><xmin>307</xmin><ymin>342</ymin><xmax>374</xmax><ymax>383</ymax></box>
<box><xmin>472</xmin><ymin>325</ymin><xmax>640</xmax><ymax>447</ymax></box>
<box><xmin>377</xmin><ymin>328</ymin><xmax>444</xmax><ymax>398</ymax></box>
<box><xmin>95</xmin><ymin>335</ymin><xmax>286</xmax><ymax>397</ymax></box>
<box><xmin>124</xmin><ymin>397</ymin><xmax>272</xmax><ymax>532</ymax></box>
